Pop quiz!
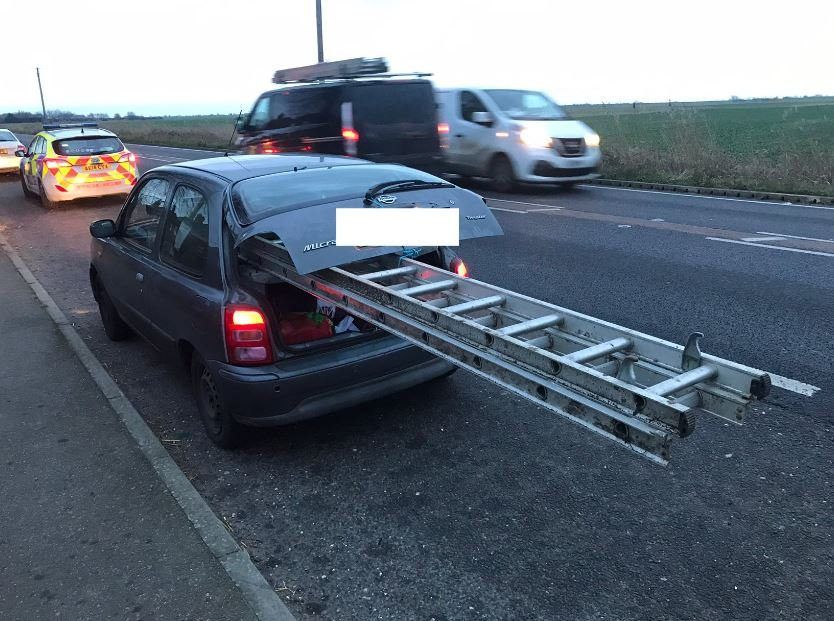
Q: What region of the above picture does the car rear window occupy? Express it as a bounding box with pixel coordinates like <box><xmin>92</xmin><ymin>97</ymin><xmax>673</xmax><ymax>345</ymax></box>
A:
<box><xmin>0</xmin><ymin>130</ymin><xmax>16</xmax><ymax>142</ymax></box>
<box><xmin>351</xmin><ymin>82</ymin><xmax>436</xmax><ymax>125</ymax></box>
<box><xmin>233</xmin><ymin>164</ymin><xmax>443</xmax><ymax>223</ymax></box>
<box><xmin>52</xmin><ymin>136</ymin><xmax>124</xmax><ymax>156</ymax></box>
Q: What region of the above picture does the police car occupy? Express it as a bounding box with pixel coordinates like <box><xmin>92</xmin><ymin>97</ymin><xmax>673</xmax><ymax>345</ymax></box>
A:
<box><xmin>19</xmin><ymin>123</ymin><xmax>138</xmax><ymax>208</ymax></box>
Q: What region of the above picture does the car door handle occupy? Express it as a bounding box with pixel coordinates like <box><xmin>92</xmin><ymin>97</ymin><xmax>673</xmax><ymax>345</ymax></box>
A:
<box><xmin>135</xmin><ymin>272</ymin><xmax>144</xmax><ymax>283</ymax></box>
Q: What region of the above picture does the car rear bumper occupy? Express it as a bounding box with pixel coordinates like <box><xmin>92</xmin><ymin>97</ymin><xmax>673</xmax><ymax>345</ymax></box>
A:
<box><xmin>0</xmin><ymin>156</ymin><xmax>21</xmax><ymax>172</ymax></box>
<box><xmin>209</xmin><ymin>338</ymin><xmax>455</xmax><ymax>426</ymax></box>
<box><xmin>364</xmin><ymin>152</ymin><xmax>444</xmax><ymax>172</ymax></box>
<box><xmin>44</xmin><ymin>179</ymin><xmax>135</xmax><ymax>202</ymax></box>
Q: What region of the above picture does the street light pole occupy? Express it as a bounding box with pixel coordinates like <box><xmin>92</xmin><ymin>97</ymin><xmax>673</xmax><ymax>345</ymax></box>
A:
<box><xmin>36</xmin><ymin>67</ymin><xmax>47</xmax><ymax>122</ymax></box>
<box><xmin>316</xmin><ymin>0</ymin><xmax>324</xmax><ymax>62</ymax></box>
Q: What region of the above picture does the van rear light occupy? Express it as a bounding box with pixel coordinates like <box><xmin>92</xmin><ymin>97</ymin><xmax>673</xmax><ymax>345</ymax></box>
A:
<box><xmin>224</xmin><ymin>306</ymin><xmax>274</xmax><ymax>365</ymax></box>
<box><xmin>341</xmin><ymin>128</ymin><xmax>359</xmax><ymax>142</ymax></box>
<box><xmin>437</xmin><ymin>123</ymin><xmax>449</xmax><ymax>134</ymax></box>
<box><xmin>450</xmin><ymin>257</ymin><xmax>469</xmax><ymax>278</ymax></box>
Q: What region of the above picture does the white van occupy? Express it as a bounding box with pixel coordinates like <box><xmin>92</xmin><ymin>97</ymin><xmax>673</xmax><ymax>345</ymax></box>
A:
<box><xmin>435</xmin><ymin>89</ymin><xmax>601</xmax><ymax>191</ymax></box>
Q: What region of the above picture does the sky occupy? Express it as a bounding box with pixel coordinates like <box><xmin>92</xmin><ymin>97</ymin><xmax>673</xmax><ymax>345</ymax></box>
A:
<box><xmin>2</xmin><ymin>0</ymin><xmax>833</xmax><ymax>116</ymax></box>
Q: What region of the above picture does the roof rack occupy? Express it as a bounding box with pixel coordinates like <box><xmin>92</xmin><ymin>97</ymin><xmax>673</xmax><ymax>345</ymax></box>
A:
<box><xmin>272</xmin><ymin>57</ymin><xmax>429</xmax><ymax>84</ymax></box>
<box><xmin>43</xmin><ymin>122</ymin><xmax>99</xmax><ymax>131</ymax></box>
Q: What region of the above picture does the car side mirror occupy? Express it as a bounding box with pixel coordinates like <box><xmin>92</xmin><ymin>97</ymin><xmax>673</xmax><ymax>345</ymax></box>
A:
<box><xmin>472</xmin><ymin>111</ymin><xmax>493</xmax><ymax>125</ymax></box>
<box><xmin>90</xmin><ymin>219</ymin><xmax>116</xmax><ymax>238</ymax></box>
<box><xmin>15</xmin><ymin>149</ymin><xmax>26</xmax><ymax>157</ymax></box>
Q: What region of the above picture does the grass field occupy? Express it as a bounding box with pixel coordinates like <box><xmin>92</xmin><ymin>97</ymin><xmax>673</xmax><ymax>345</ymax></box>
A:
<box><xmin>7</xmin><ymin>99</ymin><xmax>833</xmax><ymax>196</ymax></box>
<box><xmin>567</xmin><ymin>98</ymin><xmax>834</xmax><ymax>196</ymax></box>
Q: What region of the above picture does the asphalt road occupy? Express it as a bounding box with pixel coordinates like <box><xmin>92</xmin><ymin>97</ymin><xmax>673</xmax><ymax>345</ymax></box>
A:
<box><xmin>0</xmin><ymin>143</ymin><xmax>831</xmax><ymax>621</ymax></box>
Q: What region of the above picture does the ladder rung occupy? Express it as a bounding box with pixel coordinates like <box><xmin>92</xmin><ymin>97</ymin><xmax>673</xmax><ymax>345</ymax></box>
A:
<box><xmin>443</xmin><ymin>295</ymin><xmax>505</xmax><ymax>315</ymax></box>
<box><xmin>648</xmin><ymin>365</ymin><xmax>718</xmax><ymax>397</ymax></box>
<box><xmin>564</xmin><ymin>337</ymin><xmax>633</xmax><ymax>364</ymax></box>
<box><xmin>496</xmin><ymin>314</ymin><xmax>563</xmax><ymax>337</ymax></box>
<box><xmin>360</xmin><ymin>265</ymin><xmax>418</xmax><ymax>281</ymax></box>
<box><xmin>526</xmin><ymin>335</ymin><xmax>552</xmax><ymax>349</ymax></box>
<box><xmin>398</xmin><ymin>279</ymin><xmax>458</xmax><ymax>297</ymax></box>
<box><xmin>593</xmin><ymin>360</ymin><xmax>620</xmax><ymax>375</ymax></box>
<box><xmin>471</xmin><ymin>314</ymin><xmax>496</xmax><ymax>326</ymax></box>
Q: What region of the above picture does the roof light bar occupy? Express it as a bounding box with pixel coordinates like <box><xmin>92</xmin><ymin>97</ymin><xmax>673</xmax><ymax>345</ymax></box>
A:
<box><xmin>43</xmin><ymin>122</ymin><xmax>99</xmax><ymax>131</ymax></box>
<box><xmin>272</xmin><ymin>57</ymin><xmax>389</xmax><ymax>84</ymax></box>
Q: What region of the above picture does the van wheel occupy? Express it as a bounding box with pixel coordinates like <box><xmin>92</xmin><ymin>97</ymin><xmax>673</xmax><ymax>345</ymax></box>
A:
<box><xmin>191</xmin><ymin>354</ymin><xmax>243</xmax><ymax>449</ymax></box>
<box><xmin>489</xmin><ymin>155</ymin><xmax>516</xmax><ymax>193</ymax></box>
<box><xmin>20</xmin><ymin>174</ymin><xmax>36</xmax><ymax>199</ymax></box>
<box><xmin>97</xmin><ymin>283</ymin><xmax>132</xmax><ymax>341</ymax></box>
<box><xmin>38</xmin><ymin>181</ymin><xmax>56</xmax><ymax>209</ymax></box>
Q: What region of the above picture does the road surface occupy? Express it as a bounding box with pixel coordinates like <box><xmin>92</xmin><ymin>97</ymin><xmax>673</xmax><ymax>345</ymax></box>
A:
<box><xmin>0</xmin><ymin>143</ymin><xmax>831</xmax><ymax>620</ymax></box>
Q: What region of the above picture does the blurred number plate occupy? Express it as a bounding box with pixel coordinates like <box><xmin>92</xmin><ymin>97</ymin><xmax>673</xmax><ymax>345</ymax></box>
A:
<box><xmin>84</xmin><ymin>163</ymin><xmax>107</xmax><ymax>171</ymax></box>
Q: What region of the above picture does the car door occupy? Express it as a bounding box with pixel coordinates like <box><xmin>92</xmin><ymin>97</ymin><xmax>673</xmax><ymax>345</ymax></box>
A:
<box><xmin>447</xmin><ymin>90</ymin><xmax>495</xmax><ymax>175</ymax></box>
<box><xmin>102</xmin><ymin>176</ymin><xmax>173</xmax><ymax>346</ymax></box>
<box><xmin>22</xmin><ymin>136</ymin><xmax>43</xmax><ymax>190</ymax></box>
<box><xmin>149</xmin><ymin>182</ymin><xmax>222</xmax><ymax>359</ymax></box>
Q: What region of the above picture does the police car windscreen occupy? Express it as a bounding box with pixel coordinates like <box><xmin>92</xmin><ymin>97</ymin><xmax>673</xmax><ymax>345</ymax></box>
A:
<box><xmin>53</xmin><ymin>136</ymin><xmax>125</xmax><ymax>156</ymax></box>
<box><xmin>0</xmin><ymin>130</ymin><xmax>16</xmax><ymax>142</ymax></box>
<box><xmin>233</xmin><ymin>164</ymin><xmax>442</xmax><ymax>224</ymax></box>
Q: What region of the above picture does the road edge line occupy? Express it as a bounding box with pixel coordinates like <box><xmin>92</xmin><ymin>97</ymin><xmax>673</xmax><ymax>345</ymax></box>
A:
<box><xmin>0</xmin><ymin>231</ymin><xmax>294</xmax><ymax>621</ymax></box>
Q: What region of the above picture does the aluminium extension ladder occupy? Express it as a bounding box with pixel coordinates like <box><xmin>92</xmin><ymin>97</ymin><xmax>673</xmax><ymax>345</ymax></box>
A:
<box><xmin>239</xmin><ymin>236</ymin><xmax>771</xmax><ymax>464</ymax></box>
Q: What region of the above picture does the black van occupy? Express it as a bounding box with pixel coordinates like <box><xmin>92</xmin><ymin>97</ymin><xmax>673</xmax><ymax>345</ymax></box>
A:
<box><xmin>235</xmin><ymin>77</ymin><xmax>442</xmax><ymax>171</ymax></box>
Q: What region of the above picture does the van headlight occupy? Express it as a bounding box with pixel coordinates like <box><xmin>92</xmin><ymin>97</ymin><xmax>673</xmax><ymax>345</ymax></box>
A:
<box><xmin>585</xmin><ymin>133</ymin><xmax>601</xmax><ymax>148</ymax></box>
<box><xmin>519</xmin><ymin>128</ymin><xmax>553</xmax><ymax>149</ymax></box>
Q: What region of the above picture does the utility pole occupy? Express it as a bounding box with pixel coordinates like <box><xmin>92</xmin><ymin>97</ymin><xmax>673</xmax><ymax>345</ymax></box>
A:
<box><xmin>316</xmin><ymin>0</ymin><xmax>324</xmax><ymax>62</ymax></box>
<box><xmin>36</xmin><ymin>67</ymin><xmax>47</xmax><ymax>122</ymax></box>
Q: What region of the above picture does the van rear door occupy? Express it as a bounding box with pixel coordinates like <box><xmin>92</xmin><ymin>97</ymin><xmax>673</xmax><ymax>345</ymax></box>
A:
<box><xmin>348</xmin><ymin>81</ymin><xmax>440</xmax><ymax>166</ymax></box>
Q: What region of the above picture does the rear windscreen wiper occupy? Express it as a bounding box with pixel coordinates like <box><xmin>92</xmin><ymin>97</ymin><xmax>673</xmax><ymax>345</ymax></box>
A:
<box><xmin>364</xmin><ymin>179</ymin><xmax>455</xmax><ymax>204</ymax></box>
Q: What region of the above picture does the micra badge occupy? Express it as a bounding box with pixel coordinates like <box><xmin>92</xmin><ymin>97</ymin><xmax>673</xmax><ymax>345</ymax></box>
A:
<box><xmin>465</xmin><ymin>214</ymin><xmax>486</xmax><ymax>221</ymax></box>
<box><xmin>303</xmin><ymin>239</ymin><xmax>336</xmax><ymax>253</ymax></box>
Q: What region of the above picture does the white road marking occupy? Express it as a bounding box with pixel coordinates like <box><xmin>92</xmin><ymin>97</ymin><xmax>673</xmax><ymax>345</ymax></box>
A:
<box><xmin>768</xmin><ymin>374</ymin><xmax>821</xmax><ymax>397</ymax></box>
<box><xmin>706</xmin><ymin>237</ymin><xmax>834</xmax><ymax>258</ymax></box>
<box><xmin>579</xmin><ymin>184</ymin><xmax>834</xmax><ymax>211</ymax></box>
<box><xmin>486</xmin><ymin>198</ymin><xmax>565</xmax><ymax>209</ymax></box>
<box><xmin>489</xmin><ymin>206</ymin><xmax>527</xmax><ymax>214</ymax></box>
<box><xmin>617</xmin><ymin>224</ymin><xmax>632</xmax><ymax>228</ymax></box>
<box><xmin>741</xmin><ymin>236</ymin><xmax>787</xmax><ymax>242</ymax></box>
<box><xmin>527</xmin><ymin>207</ymin><xmax>563</xmax><ymax>212</ymax></box>
<box><xmin>650</xmin><ymin>218</ymin><xmax>665</xmax><ymax>222</ymax></box>
<box><xmin>756</xmin><ymin>231</ymin><xmax>834</xmax><ymax>245</ymax></box>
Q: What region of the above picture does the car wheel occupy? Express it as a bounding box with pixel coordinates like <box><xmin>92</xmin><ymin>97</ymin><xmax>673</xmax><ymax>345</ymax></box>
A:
<box><xmin>97</xmin><ymin>283</ymin><xmax>132</xmax><ymax>341</ymax></box>
<box><xmin>38</xmin><ymin>181</ymin><xmax>56</xmax><ymax>209</ymax></box>
<box><xmin>191</xmin><ymin>354</ymin><xmax>243</xmax><ymax>449</ymax></box>
<box><xmin>489</xmin><ymin>155</ymin><xmax>516</xmax><ymax>193</ymax></box>
<box><xmin>20</xmin><ymin>174</ymin><xmax>36</xmax><ymax>199</ymax></box>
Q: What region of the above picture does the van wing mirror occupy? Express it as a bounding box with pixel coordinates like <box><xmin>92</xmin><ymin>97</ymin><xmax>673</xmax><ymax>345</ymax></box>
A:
<box><xmin>471</xmin><ymin>111</ymin><xmax>493</xmax><ymax>125</ymax></box>
<box><xmin>90</xmin><ymin>219</ymin><xmax>116</xmax><ymax>238</ymax></box>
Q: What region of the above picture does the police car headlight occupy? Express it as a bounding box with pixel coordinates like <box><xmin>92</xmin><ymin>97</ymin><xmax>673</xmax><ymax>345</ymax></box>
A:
<box><xmin>585</xmin><ymin>133</ymin><xmax>601</xmax><ymax>148</ymax></box>
<box><xmin>519</xmin><ymin>128</ymin><xmax>553</xmax><ymax>149</ymax></box>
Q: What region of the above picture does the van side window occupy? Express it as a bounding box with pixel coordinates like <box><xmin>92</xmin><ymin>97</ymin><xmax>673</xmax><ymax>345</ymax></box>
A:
<box><xmin>249</xmin><ymin>97</ymin><xmax>271</xmax><ymax>130</ymax></box>
<box><xmin>159</xmin><ymin>185</ymin><xmax>209</xmax><ymax>277</ymax></box>
<box><xmin>460</xmin><ymin>91</ymin><xmax>488</xmax><ymax>123</ymax></box>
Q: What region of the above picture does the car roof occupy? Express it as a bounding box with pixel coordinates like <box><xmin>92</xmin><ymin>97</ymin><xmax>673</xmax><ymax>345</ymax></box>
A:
<box><xmin>166</xmin><ymin>154</ymin><xmax>367</xmax><ymax>183</ymax></box>
<box><xmin>41</xmin><ymin>128</ymin><xmax>117</xmax><ymax>140</ymax></box>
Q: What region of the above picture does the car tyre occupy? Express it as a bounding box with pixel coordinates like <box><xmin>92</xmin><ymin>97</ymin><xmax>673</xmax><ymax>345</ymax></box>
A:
<box><xmin>97</xmin><ymin>284</ymin><xmax>132</xmax><ymax>341</ymax></box>
<box><xmin>489</xmin><ymin>155</ymin><xmax>517</xmax><ymax>193</ymax></box>
<box><xmin>38</xmin><ymin>181</ymin><xmax>56</xmax><ymax>209</ymax></box>
<box><xmin>191</xmin><ymin>354</ymin><xmax>243</xmax><ymax>449</ymax></box>
<box><xmin>20</xmin><ymin>174</ymin><xmax>36</xmax><ymax>199</ymax></box>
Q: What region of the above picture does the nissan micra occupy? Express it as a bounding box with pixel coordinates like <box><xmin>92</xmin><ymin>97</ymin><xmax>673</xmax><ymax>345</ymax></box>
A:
<box><xmin>89</xmin><ymin>154</ymin><xmax>501</xmax><ymax>447</ymax></box>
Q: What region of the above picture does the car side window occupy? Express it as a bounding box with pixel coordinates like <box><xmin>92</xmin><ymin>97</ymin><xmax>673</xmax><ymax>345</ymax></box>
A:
<box><xmin>122</xmin><ymin>178</ymin><xmax>171</xmax><ymax>252</ymax></box>
<box><xmin>460</xmin><ymin>91</ymin><xmax>488</xmax><ymax>123</ymax></box>
<box><xmin>159</xmin><ymin>185</ymin><xmax>209</xmax><ymax>277</ymax></box>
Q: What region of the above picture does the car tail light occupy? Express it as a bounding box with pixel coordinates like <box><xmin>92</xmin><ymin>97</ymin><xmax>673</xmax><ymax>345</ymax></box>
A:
<box><xmin>341</xmin><ymin>128</ymin><xmax>359</xmax><ymax>142</ymax></box>
<box><xmin>437</xmin><ymin>123</ymin><xmax>449</xmax><ymax>134</ymax></box>
<box><xmin>450</xmin><ymin>257</ymin><xmax>469</xmax><ymax>278</ymax></box>
<box><xmin>44</xmin><ymin>158</ymin><xmax>66</xmax><ymax>171</ymax></box>
<box><xmin>120</xmin><ymin>152</ymin><xmax>136</xmax><ymax>164</ymax></box>
<box><xmin>224</xmin><ymin>306</ymin><xmax>274</xmax><ymax>365</ymax></box>
<box><xmin>17</xmin><ymin>144</ymin><xmax>25</xmax><ymax>152</ymax></box>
